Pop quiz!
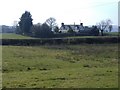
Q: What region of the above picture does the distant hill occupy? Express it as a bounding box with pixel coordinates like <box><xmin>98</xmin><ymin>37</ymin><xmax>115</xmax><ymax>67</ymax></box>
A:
<box><xmin>1</xmin><ymin>33</ymin><xmax>35</xmax><ymax>39</ymax></box>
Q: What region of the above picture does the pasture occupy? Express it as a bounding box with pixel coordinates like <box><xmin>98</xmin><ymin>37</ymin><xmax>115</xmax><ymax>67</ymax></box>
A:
<box><xmin>2</xmin><ymin>44</ymin><xmax>118</xmax><ymax>88</ymax></box>
<box><xmin>1</xmin><ymin>32</ymin><xmax>118</xmax><ymax>39</ymax></box>
<box><xmin>0</xmin><ymin>33</ymin><xmax>34</xmax><ymax>39</ymax></box>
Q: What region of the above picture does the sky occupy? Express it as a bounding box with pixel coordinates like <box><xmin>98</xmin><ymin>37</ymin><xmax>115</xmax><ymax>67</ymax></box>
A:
<box><xmin>0</xmin><ymin>0</ymin><xmax>119</xmax><ymax>27</ymax></box>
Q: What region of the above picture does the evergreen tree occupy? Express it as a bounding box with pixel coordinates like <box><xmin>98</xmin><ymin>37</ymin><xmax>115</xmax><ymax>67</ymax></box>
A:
<box><xmin>19</xmin><ymin>11</ymin><xmax>33</xmax><ymax>35</ymax></box>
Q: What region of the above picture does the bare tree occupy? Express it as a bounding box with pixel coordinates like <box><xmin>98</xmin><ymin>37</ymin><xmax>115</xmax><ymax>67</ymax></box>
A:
<box><xmin>97</xmin><ymin>19</ymin><xmax>112</xmax><ymax>36</ymax></box>
<box><xmin>45</xmin><ymin>17</ymin><xmax>57</xmax><ymax>31</ymax></box>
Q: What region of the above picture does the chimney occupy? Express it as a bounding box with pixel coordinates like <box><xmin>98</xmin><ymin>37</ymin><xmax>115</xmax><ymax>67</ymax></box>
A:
<box><xmin>61</xmin><ymin>23</ymin><xmax>64</xmax><ymax>26</ymax></box>
<box><xmin>80</xmin><ymin>23</ymin><xmax>83</xmax><ymax>26</ymax></box>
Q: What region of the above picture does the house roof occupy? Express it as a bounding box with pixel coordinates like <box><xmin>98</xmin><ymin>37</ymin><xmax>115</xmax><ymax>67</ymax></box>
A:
<box><xmin>60</xmin><ymin>24</ymin><xmax>84</xmax><ymax>30</ymax></box>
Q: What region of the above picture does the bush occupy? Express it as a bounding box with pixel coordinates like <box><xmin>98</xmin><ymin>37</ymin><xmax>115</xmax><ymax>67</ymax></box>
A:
<box><xmin>31</xmin><ymin>23</ymin><xmax>54</xmax><ymax>38</ymax></box>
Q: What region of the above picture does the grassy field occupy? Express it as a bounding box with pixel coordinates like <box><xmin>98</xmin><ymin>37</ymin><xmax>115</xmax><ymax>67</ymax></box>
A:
<box><xmin>0</xmin><ymin>33</ymin><xmax>34</xmax><ymax>39</ymax></box>
<box><xmin>0</xmin><ymin>45</ymin><xmax>2</xmax><ymax>89</ymax></box>
<box><xmin>1</xmin><ymin>32</ymin><xmax>118</xmax><ymax>39</ymax></box>
<box><xmin>2</xmin><ymin>44</ymin><xmax>118</xmax><ymax>88</ymax></box>
<box><xmin>104</xmin><ymin>32</ymin><xmax>119</xmax><ymax>36</ymax></box>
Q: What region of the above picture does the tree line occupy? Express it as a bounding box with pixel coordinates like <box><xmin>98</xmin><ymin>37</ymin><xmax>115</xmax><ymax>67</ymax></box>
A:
<box><xmin>15</xmin><ymin>11</ymin><xmax>113</xmax><ymax>38</ymax></box>
<box><xmin>16</xmin><ymin>11</ymin><xmax>59</xmax><ymax>38</ymax></box>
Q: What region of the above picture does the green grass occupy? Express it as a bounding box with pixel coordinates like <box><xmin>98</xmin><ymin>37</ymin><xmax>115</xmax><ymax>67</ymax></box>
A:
<box><xmin>0</xmin><ymin>33</ymin><xmax>34</xmax><ymax>39</ymax></box>
<box><xmin>104</xmin><ymin>32</ymin><xmax>119</xmax><ymax>36</ymax></box>
<box><xmin>0</xmin><ymin>45</ymin><xmax>1</xmax><ymax>89</ymax></box>
<box><xmin>65</xmin><ymin>35</ymin><xmax>118</xmax><ymax>39</ymax></box>
<box><xmin>1</xmin><ymin>33</ymin><xmax>118</xmax><ymax>40</ymax></box>
<box><xmin>2</xmin><ymin>44</ymin><xmax>118</xmax><ymax>88</ymax></box>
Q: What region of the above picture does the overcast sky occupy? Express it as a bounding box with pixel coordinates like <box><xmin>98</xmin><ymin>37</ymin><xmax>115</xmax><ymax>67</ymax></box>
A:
<box><xmin>0</xmin><ymin>0</ymin><xmax>119</xmax><ymax>26</ymax></box>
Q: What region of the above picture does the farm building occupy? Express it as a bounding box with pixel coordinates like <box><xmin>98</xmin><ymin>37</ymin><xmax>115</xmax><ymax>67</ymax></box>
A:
<box><xmin>59</xmin><ymin>23</ymin><xmax>99</xmax><ymax>36</ymax></box>
<box><xmin>59</xmin><ymin>23</ymin><xmax>84</xmax><ymax>33</ymax></box>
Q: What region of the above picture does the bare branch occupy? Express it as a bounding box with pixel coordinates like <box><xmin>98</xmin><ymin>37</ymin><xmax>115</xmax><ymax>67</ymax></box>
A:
<box><xmin>45</xmin><ymin>17</ymin><xmax>57</xmax><ymax>30</ymax></box>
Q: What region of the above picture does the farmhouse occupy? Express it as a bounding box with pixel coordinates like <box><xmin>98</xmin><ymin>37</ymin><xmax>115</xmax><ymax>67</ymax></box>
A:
<box><xmin>59</xmin><ymin>22</ymin><xmax>99</xmax><ymax>36</ymax></box>
<box><xmin>59</xmin><ymin>23</ymin><xmax>86</xmax><ymax>33</ymax></box>
<box><xmin>59</xmin><ymin>23</ymin><xmax>96</xmax><ymax>33</ymax></box>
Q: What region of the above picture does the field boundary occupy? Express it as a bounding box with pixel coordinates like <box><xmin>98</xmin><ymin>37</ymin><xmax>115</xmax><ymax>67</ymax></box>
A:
<box><xmin>1</xmin><ymin>36</ymin><xmax>119</xmax><ymax>45</ymax></box>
